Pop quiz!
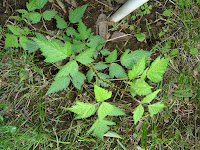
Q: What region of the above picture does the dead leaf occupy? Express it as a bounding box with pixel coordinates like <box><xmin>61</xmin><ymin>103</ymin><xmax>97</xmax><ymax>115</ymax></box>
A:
<box><xmin>193</xmin><ymin>65</ymin><xmax>198</xmax><ymax>77</ymax></box>
<box><xmin>109</xmin><ymin>31</ymin><xmax>131</xmax><ymax>42</ymax></box>
<box><xmin>65</xmin><ymin>0</ymin><xmax>78</xmax><ymax>8</ymax></box>
<box><xmin>48</xmin><ymin>0</ymin><xmax>54</xmax><ymax>3</ymax></box>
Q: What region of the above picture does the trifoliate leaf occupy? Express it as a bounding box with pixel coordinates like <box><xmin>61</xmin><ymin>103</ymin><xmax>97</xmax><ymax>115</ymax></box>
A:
<box><xmin>96</xmin><ymin>73</ymin><xmax>110</xmax><ymax>87</ymax></box>
<box><xmin>46</xmin><ymin>76</ymin><xmax>70</xmax><ymax>95</ymax></box>
<box><xmin>134</xmin><ymin>33</ymin><xmax>145</xmax><ymax>42</ymax></box>
<box><xmin>147</xmin><ymin>56</ymin><xmax>170</xmax><ymax>83</ymax></box>
<box><xmin>98</xmin><ymin>102</ymin><xmax>114</xmax><ymax>120</ymax></box>
<box><xmin>32</xmin><ymin>38</ymin><xmax>72</xmax><ymax>63</ymax></box>
<box><xmin>6</xmin><ymin>25</ymin><xmax>24</xmax><ymax>35</ymax></box>
<box><xmin>66</xmin><ymin>102</ymin><xmax>97</xmax><ymax>119</ymax></box>
<box><xmin>29</xmin><ymin>12</ymin><xmax>41</xmax><ymax>24</ymax></box>
<box><xmin>94</xmin><ymin>63</ymin><xmax>109</xmax><ymax>70</ymax></box>
<box><xmin>104</xmin><ymin>131</ymin><xmax>122</xmax><ymax>139</ymax></box>
<box><xmin>109</xmin><ymin>63</ymin><xmax>128</xmax><ymax>78</ymax></box>
<box><xmin>128</xmin><ymin>56</ymin><xmax>145</xmax><ymax>80</ymax></box>
<box><xmin>86</xmin><ymin>69</ymin><xmax>94</xmax><ymax>82</ymax></box>
<box><xmin>72</xmin><ymin>40</ymin><xmax>85</xmax><ymax>53</ymax></box>
<box><xmin>42</xmin><ymin>10</ymin><xmax>57</xmax><ymax>21</ymax></box>
<box><xmin>87</xmin><ymin>119</ymin><xmax>115</xmax><ymax>139</ymax></box>
<box><xmin>148</xmin><ymin>102</ymin><xmax>165</xmax><ymax>117</ymax></box>
<box><xmin>55</xmin><ymin>60</ymin><xmax>78</xmax><ymax>78</ymax></box>
<box><xmin>69</xmin><ymin>4</ymin><xmax>87</xmax><ymax>23</ymax></box>
<box><xmin>71</xmin><ymin>72</ymin><xmax>86</xmax><ymax>90</ymax></box>
<box><xmin>86</xmin><ymin>35</ymin><xmax>105</xmax><ymax>47</ymax></box>
<box><xmin>141</xmin><ymin>89</ymin><xmax>161</xmax><ymax>103</ymax></box>
<box><xmin>76</xmin><ymin>47</ymin><xmax>96</xmax><ymax>64</ymax></box>
<box><xmin>105</xmin><ymin>50</ymin><xmax>117</xmax><ymax>63</ymax></box>
<box><xmin>133</xmin><ymin>104</ymin><xmax>144</xmax><ymax>125</ymax></box>
<box><xmin>94</xmin><ymin>85</ymin><xmax>112</xmax><ymax>102</ymax></box>
<box><xmin>120</xmin><ymin>49</ymin><xmax>151</xmax><ymax>69</ymax></box>
<box><xmin>75</xmin><ymin>21</ymin><xmax>91</xmax><ymax>40</ymax></box>
<box><xmin>4</xmin><ymin>34</ymin><xmax>18</xmax><ymax>48</ymax></box>
<box><xmin>56</xmin><ymin>15</ymin><xmax>67</xmax><ymax>29</ymax></box>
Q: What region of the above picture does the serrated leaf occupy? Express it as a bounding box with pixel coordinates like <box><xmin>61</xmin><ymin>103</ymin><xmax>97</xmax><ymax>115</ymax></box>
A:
<box><xmin>26</xmin><ymin>40</ymin><xmax>39</xmax><ymax>53</ymax></box>
<box><xmin>120</xmin><ymin>49</ymin><xmax>152</xmax><ymax>69</ymax></box>
<box><xmin>94</xmin><ymin>85</ymin><xmax>112</xmax><ymax>102</ymax></box>
<box><xmin>4</xmin><ymin>34</ymin><xmax>18</xmax><ymax>48</ymax></box>
<box><xmin>19</xmin><ymin>36</ymin><xmax>29</xmax><ymax>50</ymax></box>
<box><xmin>75</xmin><ymin>21</ymin><xmax>91</xmax><ymax>40</ymax></box>
<box><xmin>66</xmin><ymin>27</ymin><xmax>78</xmax><ymax>37</ymax></box>
<box><xmin>105</xmin><ymin>50</ymin><xmax>117</xmax><ymax>63</ymax></box>
<box><xmin>95</xmin><ymin>63</ymin><xmax>109</xmax><ymax>70</ymax></box>
<box><xmin>133</xmin><ymin>104</ymin><xmax>144</xmax><ymax>125</ymax></box>
<box><xmin>26</xmin><ymin>0</ymin><xmax>37</xmax><ymax>11</ymax></box>
<box><xmin>128</xmin><ymin>56</ymin><xmax>145</xmax><ymax>80</ymax></box>
<box><xmin>147</xmin><ymin>56</ymin><xmax>170</xmax><ymax>83</ymax></box>
<box><xmin>142</xmin><ymin>89</ymin><xmax>161</xmax><ymax>103</ymax></box>
<box><xmin>56</xmin><ymin>15</ymin><xmax>67</xmax><ymax>29</ymax></box>
<box><xmin>29</xmin><ymin>12</ymin><xmax>41</xmax><ymax>24</ymax></box>
<box><xmin>69</xmin><ymin>4</ymin><xmax>87</xmax><ymax>23</ymax></box>
<box><xmin>6</xmin><ymin>25</ymin><xmax>24</xmax><ymax>35</ymax></box>
<box><xmin>42</xmin><ymin>10</ymin><xmax>57</xmax><ymax>21</ymax></box>
<box><xmin>100</xmin><ymin>49</ymin><xmax>111</xmax><ymax>56</ymax></box>
<box><xmin>104</xmin><ymin>131</ymin><xmax>122</xmax><ymax>139</ymax></box>
<box><xmin>87</xmin><ymin>119</ymin><xmax>115</xmax><ymax>139</ymax></box>
<box><xmin>96</xmin><ymin>73</ymin><xmax>110</xmax><ymax>87</ymax></box>
<box><xmin>72</xmin><ymin>40</ymin><xmax>85</xmax><ymax>53</ymax></box>
<box><xmin>76</xmin><ymin>47</ymin><xmax>96</xmax><ymax>64</ymax></box>
<box><xmin>86</xmin><ymin>69</ymin><xmax>94</xmax><ymax>82</ymax></box>
<box><xmin>66</xmin><ymin>102</ymin><xmax>97</xmax><ymax>119</ymax></box>
<box><xmin>71</xmin><ymin>71</ymin><xmax>86</xmax><ymax>90</ymax></box>
<box><xmin>148</xmin><ymin>102</ymin><xmax>165</xmax><ymax>117</ymax></box>
<box><xmin>32</xmin><ymin>38</ymin><xmax>72</xmax><ymax>63</ymax></box>
<box><xmin>107</xmin><ymin>105</ymin><xmax>126</xmax><ymax>116</ymax></box>
<box><xmin>86</xmin><ymin>35</ymin><xmax>105</xmax><ymax>47</ymax></box>
<box><xmin>46</xmin><ymin>76</ymin><xmax>70</xmax><ymax>95</ymax></box>
<box><xmin>35</xmin><ymin>0</ymin><xmax>48</xmax><ymax>9</ymax></box>
<box><xmin>56</xmin><ymin>60</ymin><xmax>78</xmax><ymax>78</ymax></box>
<box><xmin>98</xmin><ymin>102</ymin><xmax>113</xmax><ymax>120</ymax></box>
<box><xmin>109</xmin><ymin>63</ymin><xmax>128</xmax><ymax>78</ymax></box>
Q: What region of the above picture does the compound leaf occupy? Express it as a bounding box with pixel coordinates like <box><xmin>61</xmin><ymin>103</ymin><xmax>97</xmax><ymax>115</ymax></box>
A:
<box><xmin>86</xmin><ymin>35</ymin><xmax>105</xmax><ymax>47</ymax></box>
<box><xmin>75</xmin><ymin>21</ymin><xmax>91</xmax><ymax>40</ymax></box>
<box><xmin>109</xmin><ymin>63</ymin><xmax>128</xmax><ymax>78</ymax></box>
<box><xmin>87</xmin><ymin>118</ymin><xmax>115</xmax><ymax>139</ymax></box>
<box><xmin>147</xmin><ymin>56</ymin><xmax>170</xmax><ymax>83</ymax></box>
<box><xmin>105</xmin><ymin>50</ymin><xmax>117</xmax><ymax>63</ymax></box>
<box><xmin>94</xmin><ymin>85</ymin><xmax>112</xmax><ymax>102</ymax></box>
<box><xmin>142</xmin><ymin>89</ymin><xmax>161</xmax><ymax>103</ymax></box>
<box><xmin>133</xmin><ymin>104</ymin><xmax>144</xmax><ymax>125</ymax></box>
<box><xmin>71</xmin><ymin>71</ymin><xmax>86</xmax><ymax>90</ymax></box>
<box><xmin>29</xmin><ymin>12</ymin><xmax>41</xmax><ymax>24</ymax></box>
<box><xmin>128</xmin><ymin>56</ymin><xmax>145</xmax><ymax>80</ymax></box>
<box><xmin>98</xmin><ymin>102</ymin><xmax>114</xmax><ymax>120</ymax></box>
<box><xmin>56</xmin><ymin>15</ymin><xmax>67</xmax><ymax>29</ymax></box>
<box><xmin>32</xmin><ymin>38</ymin><xmax>72</xmax><ymax>63</ymax></box>
<box><xmin>76</xmin><ymin>47</ymin><xmax>96</xmax><ymax>64</ymax></box>
<box><xmin>46</xmin><ymin>76</ymin><xmax>70</xmax><ymax>95</ymax></box>
<box><xmin>42</xmin><ymin>10</ymin><xmax>57</xmax><ymax>21</ymax></box>
<box><xmin>66</xmin><ymin>102</ymin><xmax>97</xmax><ymax>119</ymax></box>
<box><xmin>148</xmin><ymin>102</ymin><xmax>165</xmax><ymax>117</ymax></box>
<box><xmin>69</xmin><ymin>4</ymin><xmax>87</xmax><ymax>23</ymax></box>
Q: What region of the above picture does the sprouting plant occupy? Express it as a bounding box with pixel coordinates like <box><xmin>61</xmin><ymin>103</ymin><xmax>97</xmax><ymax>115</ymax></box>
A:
<box><xmin>138</xmin><ymin>3</ymin><xmax>152</xmax><ymax>16</ymax></box>
<box><xmin>3</xmin><ymin>0</ymin><xmax>171</xmax><ymax>139</ymax></box>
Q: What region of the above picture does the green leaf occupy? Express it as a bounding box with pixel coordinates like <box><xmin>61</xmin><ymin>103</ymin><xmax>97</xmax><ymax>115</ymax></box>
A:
<box><xmin>35</xmin><ymin>0</ymin><xmax>48</xmax><ymax>9</ymax></box>
<box><xmin>94</xmin><ymin>63</ymin><xmax>109</xmax><ymax>70</ymax></box>
<box><xmin>147</xmin><ymin>56</ymin><xmax>170</xmax><ymax>83</ymax></box>
<box><xmin>109</xmin><ymin>63</ymin><xmax>128</xmax><ymax>78</ymax></box>
<box><xmin>6</xmin><ymin>25</ymin><xmax>24</xmax><ymax>35</ymax></box>
<box><xmin>87</xmin><ymin>119</ymin><xmax>115</xmax><ymax>139</ymax></box>
<box><xmin>120</xmin><ymin>49</ymin><xmax>151</xmax><ymax>69</ymax></box>
<box><xmin>107</xmin><ymin>105</ymin><xmax>126</xmax><ymax>116</ymax></box>
<box><xmin>170</xmin><ymin>49</ymin><xmax>179</xmax><ymax>55</ymax></box>
<box><xmin>4</xmin><ymin>34</ymin><xmax>18</xmax><ymax>48</ymax></box>
<box><xmin>56</xmin><ymin>15</ymin><xmax>68</xmax><ymax>29</ymax></box>
<box><xmin>29</xmin><ymin>12</ymin><xmax>41</xmax><ymax>24</ymax></box>
<box><xmin>134</xmin><ymin>33</ymin><xmax>145</xmax><ymax>42</ymax></box>
<box><xmin>19</xmin><ymin>36</ymin><xmax>29</xmax><ymax>50</ymax></box>
<box><xmin>26</xmin><ymin>0</ymin><xmax>37</xmax><ymax>11</ymax></box>
<box><xmin>86</xmin><ymin>69</ymin><xmax>94</xmax><ymax>82</ymax></box>
<box><xmin>75</xmin><ymin>21</ymin><xmax>91</xmax><ymax>40</ymax></box>
<box><xmin>96</xmin><ymin>73</ymin><xmax>110</xmax><ymax>87</ymax></box>
<box><xmin>76</xmin><ymin>47</ymin><xmax>96</xmax><ymax>64</ymax></box>
<box><xmin>105</xmin><ymin>50</ymin><xmax>117</xmax><ymax>63</ymax></box>
<box><xmin>71</xmin><ymin>71</ymin><xmax>86</xmax><ymax>90</ymax></box>
<box><xmin>66</xmin><ymin>27</ymin><xmax>78</xmax><ymax>37</ymax></box>
<box><xmin>42</xmin><ymin>10</ymin><xmax>57</xmax><ymax>21</ymax></box>
<box><xmin>66</xmin><ymin>102</ymin><xmax>97</xmax><ymax>119</ymax></box>
<box><xmin>148</xmin><ymin>102</ymin><xmax>165</xmax><ymax>117</ymax></box>
<box><xmin>94</xmin><ymin>85</ymin><xmax>112</xmax><ymax>102</ymax></box>
<box><xmin>128</xmin><ymin>56</ymin><xmax>145</xmax><ymax>80</ymax></box>
<box><xmin>162</xmin><ymin>9</ymin><xmax>172</xmax><ymax>17</ymax></box>
<box><xmin>56</xmin><ymin>60</ymin><xmax>78</xmax><ymax>78</ymax></box>
<box><xmin>190</xmin><ymin>48</ymin><xmax>198</xmax><ymax>55</ymax></box>
<box><xmin>72</xmin><ymin>40</ymin><xmax>85</xmax><ymax>53</ymax></box>
<box><xmin>46</xmin><ymin>76</ymin><xmax>70</xmax><ymax>95</ymax></box>
<box><xmin>86</xmin><ymin>35</ymin><xmax>105</xmax><ymax>47</ymax></box>
<box><xmin>104</xmin><ymin>131</ymin><xmax>122</xmax><ymax>139</ymax></box>
<box><xmin>100</xmin><ymin>49</ymin><xmax>111</xmax><ymax>56</ymax></box>
<box><xmin>133</xmin><ymin>104</ymin><xmax>144</xmax><ymax>125</ymax></box>
<box><xmin>69</xmin><ymin>4</ymin><xmax>87</xmax><ymax>23</ymax></box>
<box><xmin>26</xmin><ymin>40</ymin><xmax>39</xmax><ymax>53</ymax></box>
<box><xmin>32</xmin><ymin>38</ymin><xmax>72</xmax><ymax>63</ymax></box>
<box><xmin>98</xmin><ymin>102</ymin><xmax>114</xmax><ymax>120</ymax></box>
<box><xmin>142</xmin><ymin>89</ymin><xmax>161</xmax><ymax>103</ymax></box>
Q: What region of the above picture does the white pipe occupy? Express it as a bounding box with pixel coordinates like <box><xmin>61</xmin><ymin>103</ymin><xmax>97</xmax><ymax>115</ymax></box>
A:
<box><xmin>110</xmin><ymin>0</ymin><xmax>149</xmax><ymax>22</ymax></box>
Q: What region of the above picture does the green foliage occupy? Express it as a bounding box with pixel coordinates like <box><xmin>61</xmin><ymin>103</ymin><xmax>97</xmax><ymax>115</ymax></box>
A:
<box><xmin>162</xmin><ymin>9</ymin><xmax>172</xmax><ymax>17</ymax></box>
<box><xmin>105</xmin><ymin>50</ymin><xmax>117</xmax><ymax>63</ymax></box>
<box><xmin>94</xmin><ymin>85</ymin><xmax>112</xmax><ymax>102</ymax></box>
<box><xmin>56</xmin><ymin>15</ymin><xmax>68</xmax><ymax>29</ymax></box>
<box><xmin>69</xmin><ymin>4</ymin><xmax>88</xmax><ymax>23</ymax></box>
<box><xmin>190</xmin><ymin>48</ymin><xmax>198</xmax><ymax>55</ymax></box>
<box><xmin>133</xmin><ymin>104</ymin><xmax>144</xmax><ymax>125</ymax></box>
<box><xmin>75</xmin><ymin>47</ymin><xmax>96</xmax><ymax>64</ymax></box>
<box><xmin>109</xmin><ymin>63</ymin><xmax>128</xmax><ymax>79</ymax></box>
<box><xmin>134</xmin><ymin>32</ymin><xmax>145</xmax><ymax>42</ymax></box>
<box><xmin>148</xmin><ymin>102</ymin><xmax>165</xmax><ymax>117</ymax></box>
<box><xmin>42</xmin><ymin>10</ymin><xmax>57</xmax><ymax>21</ymax></box>
<box><xmin>4</xmin><ymin>34</ymin><xmax>18</xmax><ymax>48</ymax></box>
